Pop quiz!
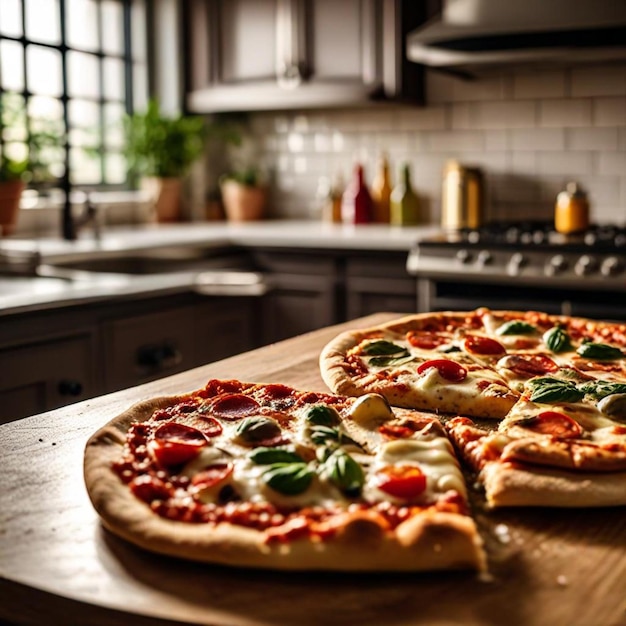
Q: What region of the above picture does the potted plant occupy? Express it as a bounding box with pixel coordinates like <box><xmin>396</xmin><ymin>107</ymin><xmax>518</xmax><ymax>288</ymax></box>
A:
<box><xmin>219</xmin><ymin>166</ymin><xmax>268</xmax><ymax>222</ymax></box>
<box><xmin>0</xmin><ymin>93</ymin><xmax>62</xmax><ymax>235</ymax></box>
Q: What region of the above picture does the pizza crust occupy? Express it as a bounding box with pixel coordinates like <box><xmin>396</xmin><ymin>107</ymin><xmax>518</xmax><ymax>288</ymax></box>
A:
<box><xmin>481</xmin><ymin>462</ymin><xmax>626</xmax><ymax>508</ymax></box>
<box><xmin>84</xmin><ymin>396</ymin><xmax>485</xmax><ymax>572</ymax></box>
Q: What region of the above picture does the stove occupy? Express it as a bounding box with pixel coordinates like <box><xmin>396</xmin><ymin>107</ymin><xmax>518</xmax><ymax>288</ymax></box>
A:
<box><xmin>407</xmin><ymin>222</ymin><xmax>626</xmax><ymax>320</ymax></box>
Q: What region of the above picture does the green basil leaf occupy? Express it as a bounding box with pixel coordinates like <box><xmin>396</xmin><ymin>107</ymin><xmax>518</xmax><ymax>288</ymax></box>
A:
<box><xmin>580</xmin><ymin>381</ymin><xmax>626</xmax><ymax>401</ymax></box>
<box><xmin>362</xmin><ymin>340</ymin><xmax>408</xmax><ymax>356</ymax></box>
<box><xmin>528</xmin><ymin>377</ymin><xmax>584</xmax><ymax>404</ymax></box>
<box><xmin>304</xmin><ymin>404</ymin><xmax>340</xmax><ymax>427</ymax></box>
<box><xmin>369</xmin><ymin>354</ymin><xmax>415</xmax><ymax>368</ymax></box>
<box><xmin>577</xmin><ymin>342</ymin><xmax>624</xmax><ymax>360</ymax></box>
<box><xmin>543</xmin><ymin>326</ymin><xmax>572</xmax><ymax>353</ymax></box>
<box><xmin>249</xmin><ymin>447</ymin><xmax>303</xmax><ymax>465</ymax></box>
<box><xmin>308</xmin><ymin>425</ymin><xmax>363</xmax><ymax>451</ymax></box>
<box><xmin>322</xmin><ymin>450</ymin><xmax>364</xmax><ymax>497</ymax></box>
<box><xmin>263</xmin><ymin>463</ymin><xmax>314</xmax><ymax>495</ymax></box>
<box><xmin>234</xmin><ymin>416</ymin><xmax>281</xmax><ymax>443</ymax></box>
<box><xmin>497</xmin><ymin>320</ymin><xmax>537</xmax><ymax>336</ymax></box>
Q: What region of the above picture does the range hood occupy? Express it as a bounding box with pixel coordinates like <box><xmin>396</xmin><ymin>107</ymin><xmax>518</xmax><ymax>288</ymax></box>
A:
<box><xmin>407</xmin><ymin>0</ymin><xmax>626</xmax><ymax>77</ymax></box>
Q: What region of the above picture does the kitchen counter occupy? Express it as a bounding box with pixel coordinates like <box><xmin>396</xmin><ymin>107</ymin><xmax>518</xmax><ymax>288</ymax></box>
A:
<box><xmin>0</xmin><ymin>221</ymin><xmax>437</xmax><ymax>315</ymax></box>
<box><xmin>1</xmin><ymin>312</ymin><xmax>625</xmax><ymax>626</ymax></box>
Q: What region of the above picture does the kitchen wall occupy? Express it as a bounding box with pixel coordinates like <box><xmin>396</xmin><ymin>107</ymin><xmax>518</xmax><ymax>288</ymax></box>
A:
<box><xmin>246</xmin><ymin>63</ymin><xmax>626</xmax><ymax>225</ymax></box>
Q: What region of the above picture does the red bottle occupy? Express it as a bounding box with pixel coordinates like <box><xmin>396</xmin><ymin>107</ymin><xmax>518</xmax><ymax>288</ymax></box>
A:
<box><xmin>342</xmin><ymin>164</ymin><xmax>372</xmax><ymax>224</ymax></box>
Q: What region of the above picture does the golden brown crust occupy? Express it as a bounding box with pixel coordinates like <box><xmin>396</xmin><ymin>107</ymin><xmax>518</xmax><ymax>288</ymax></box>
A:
<box><xmin>481</xmin><ymin>462</ymin><xmax>626</xmax><ymax>508</ymax></box>
<box><xmin>84</xmin><ymin>393</ymin><xmax>485</xmax><ymax>571</ymax></box>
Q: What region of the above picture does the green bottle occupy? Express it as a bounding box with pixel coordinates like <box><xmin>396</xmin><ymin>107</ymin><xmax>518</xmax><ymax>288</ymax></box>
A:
<box><xmin>390</xmin><ymin>163</ymin><xmax>420</xmax><ymax>226</ymax></box>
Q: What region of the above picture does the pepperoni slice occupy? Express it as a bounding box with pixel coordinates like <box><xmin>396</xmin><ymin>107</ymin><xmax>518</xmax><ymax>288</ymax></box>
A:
<box><xmin>150</xmin><ymin>423</ymin><xmax>208</xmax><ymax>466</ymax></box>
<box><xmin>464</xmin><ymin>335</ymin><xmax>506</xmax><ymax>356</ymax></box>
<box><xmin>374</xmin><ymin>465</ymin><xmax>427</xmax><ymax>499</ymax></box>
<box><xmin>191</xmin><ymin>463</ymin><xmax>234</xmax><ymax>489</ymax></box>
<box><xmin>406</xmin><ymin>331</ymin><xmax>448</xmax><ymax>350</ymax></box>
<box><xmin>183</xmin><ymin>415</ymin><xmax>223</xmax><ymax>438</ymax></box>
<box><xmin>501</xmin><ymin>354</ymin><xmax>558</xmax><ymax>377</ymax></box>
<box><xmin>130</xmin><ymin>474</ymin><xmax>174</xmax><ymax>503</ymax></box>
<box><xmin>210</xmin><ymin>393</ymin><xmax>260</xmax><ymax>420</ymax></box>
<box><xmin>522</xmin><ymin>411</ymin><xmax>583</xmax><ymax>439</ymax></box>
<box><xmin>416</xmin><ymin>359</ymin><xmax>467</xmax><ymax>383</ymax></box>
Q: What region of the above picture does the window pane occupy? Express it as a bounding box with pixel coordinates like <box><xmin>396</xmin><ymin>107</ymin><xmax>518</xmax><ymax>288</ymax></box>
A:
<box><xmin>66</xmin><ymin>0</ymin><xmax>99</xmax><ymax>52</ymax></box>
<box><xmin>103</xmin><ymin>57</ymin><xmax>124</xmax><ymax>100</ymax></box>
<box><xmin>104</xmin><ymin>102</ymin><xmax>125</xmax><ymax>148</ymax></box>
<box><xmin>3</xmin><ymin>141</ymin><xmax>28</xmax><ymax>163</ymax></box>
<box><xmin>105</xmin><ymin>153</ymin><xmax>126</xmax><ymax>184</ymax></box>
<box><xmin>70</xmin><ymin>147</ymin><xmax>100</xmax><ymax>184</ymax></box>
<box><xmin>68</xmin><ymin>51</ymin><xmax>100</xmax><ymax>99</ymax></box>
<box><xmin>69</xmin><ymin>99</ymin><xmax>100</xmax><ymax>128</ymax></box>
<box><xmin>69</xmin><ymin>126</ymin><xmax>99</xmax><ymax>147</ymax></box>
<box><xmin>27</xmin><ymin>46</ymin><xmax>63</xmax><ymax>96</ymax></box>
<box><xmin>28</xmin><ymin>96</ymin><xmax>64</xmax><ymax>125</ymax></box>
<box><xmin>1</xmin><ymin>94</ymin><xmax>27</xmax><ymax>142</ymax></box>
<box><xmin>133</xmin><ymin>63</ymin><xmax>148</xmax><ymax>110</ymax></box>
<box><xmin>131</xmin><ymin>0</ymin><xmax>147</xmax><ymax>61</ymax></box>
<box><xmin>0</xmin><ymin>0</ymin><xmax>23</xmax><ymax>37</ymax></box>
<box><xmin>102</xmin><ymin>0</ymin><xmax>124</xmax><ymax>56</ymax></box>
<box><xmin>25</xmin><ymin>0</ymin><xmax>61</xmax><ymax>45</ymax></box>
<box><xmin>0</xmin><ymin>40</ymin><xmax>25</xmax><ymax>91</ymax></box>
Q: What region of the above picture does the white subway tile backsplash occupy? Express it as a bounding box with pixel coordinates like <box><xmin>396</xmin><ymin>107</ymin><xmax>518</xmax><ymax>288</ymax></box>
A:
<box><xmin>571</xmin><ymin>66</ymin><xmax>626</xmax><ymax>98</ymax></box>
<box><xmin>539</xmin><ymin>99</ymin><xmax>592</xmax><ymax>127</ymax></box>
<box><xmin>510</xmin><ymin>128</ymin><xmax>566</xmax><ymax>151</ymax></box>
<box><xmin>508</xmin><ymin>152</ymin><xmax>537</xmax><ymax>176</ymax></box>
<box><xmin>593</xmin><ymin>97</ymin><xmax>626</xmax><ymax>127</ymax></box>
<box><xmin>395</xmin><ymin>106</ymin><xmax>447</xmax><ymax>131</ymax></box>
<box><xmin>596</xmin><ymin>151</ymin><xmax>626</xmax><ymax>176</ymax></box>
<box><xmin>467</xmin><ymin>101</ymin><xmax>537</xmax><ymax>129</ymax></box>
<box><xmin>426</xmin><ymin>71</ymin><xmax>508</xmax><ymax>103</ymax></box>
<box><xmin>484</xmin><ymin>130</ymin><xmax>508</xmax><ymax>151</ymax></box>
<box><xmin>567</xmin><ymin>128</ymin><xmax>620</xmax><ymax>152</ymax></box>
<box><xmin>513</xmin><ymin>71</ymin><xmax>566</xmax><ymax>99</ymax></box>
<box><xmin>427</xmin><ymin>130</ymin><xmax>485</xmax><ymax>153</ymax></box>
<box><xmin>537</xmin><ymin>152</ymin><xmax>594</xmax><ymax>176</ymax></box>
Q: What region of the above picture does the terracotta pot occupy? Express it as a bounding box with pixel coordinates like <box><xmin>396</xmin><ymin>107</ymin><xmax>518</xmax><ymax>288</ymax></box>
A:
<box><xmin>220</xmin><ymin>180</ymin><xmax>267</xmax><ymax>222</ymax></box>
<box><xmin>0</xmin><ymin>180</ymin><xmax>25</xmax><ymax>236</ymax></box>
<box><xmin>141</xmin><ymin>177</ymin><xmax>183</xmax><ymax>223</ymax></box>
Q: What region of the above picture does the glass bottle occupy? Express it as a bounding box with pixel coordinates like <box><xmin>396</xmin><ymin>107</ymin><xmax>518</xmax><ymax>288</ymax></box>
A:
<box><xmin>371</xmin><ymin>153</ymin><xmax>392</xmax><ymax>224</ymax></box>
<box><xmin>390</xmin><ymin>163</ymin><xmax>420</xmax><ymax>226</ymax></box>
<box><xmin>342</xmin><ymin>164</ymin><xmax>372</xmax><ymax>224</ymax></box>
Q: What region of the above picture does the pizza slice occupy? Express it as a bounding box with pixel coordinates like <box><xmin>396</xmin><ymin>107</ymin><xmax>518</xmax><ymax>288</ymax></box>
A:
<box><xmin>84</xmin><ymin>379</ymin><xmax>486</xmax><ymax>572</ymax></box>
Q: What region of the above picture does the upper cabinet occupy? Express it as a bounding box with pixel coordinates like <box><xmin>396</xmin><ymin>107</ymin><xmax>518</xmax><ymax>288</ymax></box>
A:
<box><xmin>184</xmin><ymin>0</ymin><xmax>425</xmax><ymax>113</ymax></box>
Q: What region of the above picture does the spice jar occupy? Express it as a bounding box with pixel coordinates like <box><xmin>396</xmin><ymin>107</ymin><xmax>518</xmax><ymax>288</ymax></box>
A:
<box><xmin>554</xmin><ymin>182</ymin><xmax>590</xmax><ymax>234</ymax></box>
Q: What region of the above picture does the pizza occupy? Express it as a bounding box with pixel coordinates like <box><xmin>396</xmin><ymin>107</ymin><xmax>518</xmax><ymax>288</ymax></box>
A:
<box><xmin>320</xmin><ymin>308</ymin><xmax>626</xmax><ymax>508</ymax></box>
<box><xmin>84</xmin><ymin>379</ymin><xmax>486</xmax><ymax>571</ymax></box>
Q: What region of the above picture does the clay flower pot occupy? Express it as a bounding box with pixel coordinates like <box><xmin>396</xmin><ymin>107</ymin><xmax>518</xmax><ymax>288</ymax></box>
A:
<box><xmin>141</xmin><ymin>177</ymin><xmax>183</xmax><ymax>223</ymax></box>
<box><xmin>220</xmin><ymin>180</ymin><xmax>267</xmax><ymax>222</ymax></box>
<box><xmin>0</xmin><ymin>180</ymin><xmax>25</xmax><ymax>236</ymax></box>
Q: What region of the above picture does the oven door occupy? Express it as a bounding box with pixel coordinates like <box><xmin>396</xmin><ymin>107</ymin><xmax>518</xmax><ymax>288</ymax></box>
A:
<box><xmin>417</xmin><ymin>278</ymin><xmax>626</xmax><ymax>322</ymax></box>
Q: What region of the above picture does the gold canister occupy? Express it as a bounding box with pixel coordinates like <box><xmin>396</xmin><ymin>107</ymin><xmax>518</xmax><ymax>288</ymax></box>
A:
<box><xmin>554</xmin><ymin>182</ymin><xmax>590</xmax><ymax>234</ymax></box>
<box><xmin>441</xmin><ymin>160</ymin><xmax>484</xmax><ymax>230</ymax></box>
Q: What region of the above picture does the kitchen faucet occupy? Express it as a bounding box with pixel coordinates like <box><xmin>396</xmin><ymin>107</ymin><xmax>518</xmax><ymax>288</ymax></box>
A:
<box><xmin>62</xmin><ymin>191</ymin><xmax>101</xmax><ymax>241</ymax></box>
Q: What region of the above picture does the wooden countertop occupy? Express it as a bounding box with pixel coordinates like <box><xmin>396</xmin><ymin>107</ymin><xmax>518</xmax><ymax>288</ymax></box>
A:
<box><xmin>1</xmin><ymin>313</ymin><xmax>625</xmax><ymax>626</ymax></box>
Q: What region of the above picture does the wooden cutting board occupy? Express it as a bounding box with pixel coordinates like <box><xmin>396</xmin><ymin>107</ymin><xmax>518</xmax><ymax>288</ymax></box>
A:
<box><xmin>1</xmin><ymin>313</ymin><xmax>625</xmax><ymax>626</ymax></box>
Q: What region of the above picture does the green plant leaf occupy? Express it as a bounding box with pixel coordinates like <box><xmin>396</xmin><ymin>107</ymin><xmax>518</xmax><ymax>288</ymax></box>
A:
<box><xmin>527</xmin><ymin>377</ymin><xmax>584</xmax><ymax>404</ymax></box>
<box><xmin>497</xmin><ymin>320</ymin><xmax>537</xmax><ymax>335</ymax></box>
<box><xmin>249</xmin><ymin>447</ymin><xmax>304</xmax><ymax>465</ymax></box>
<box><xmin>576</xmin><ymin>342</ymin><xmax>624</xmax><ymax>360</ymax></box>
<box><xmin>361</xmin><ymin>340</ymin><xmax>408</xmax><ymax>356</ymax></box>
<box><xmin>263</xmin><ymin>463</ymin><xmax>314</xmax><ymax>495</ymax></box>
<box><xmin>543</xmin><ymin>326</ymin><xmax>572</xmax><ymax>353</ymax></box>
<box><xmin>304</xmin><ymin>404</ymin><xmax>341</xmax><ymax>427</ymax></box>
<box><xmin>321</xmin><ymin>449</ymin><xmax>364</xmax><ymax>497</ymax></box>
<box><xmin>579</xmin><ymin>381</ymin><xmax>626</xmax><ymax>401</ymax></box>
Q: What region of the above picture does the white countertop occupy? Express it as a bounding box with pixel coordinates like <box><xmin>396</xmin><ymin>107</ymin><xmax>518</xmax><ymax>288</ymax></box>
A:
<box><xmin>0</xmin><ymin>220</ymin><xmax>438</xmax><ymax>315</ymax></box>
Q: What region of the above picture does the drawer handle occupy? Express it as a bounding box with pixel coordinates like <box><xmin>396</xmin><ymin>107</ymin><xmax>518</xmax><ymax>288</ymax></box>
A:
<box><xmin>136</xmin><ymin>342</ymin><xmax>182</xmax><ymax>371</ymax></box>
<box><xmin>58</xmin><ymin>380</ymin><xmax>83</xmax><ymax>397</ymax></box>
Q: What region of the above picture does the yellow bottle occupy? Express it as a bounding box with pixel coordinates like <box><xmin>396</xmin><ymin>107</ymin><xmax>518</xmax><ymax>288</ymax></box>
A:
<box><xmin>555</xmin><ymin>182</ymin><xmax>589</xmax><ymax>234</ymax></box>
<box><xmin>371</xmin><ymin>154</ymin><xmax>392</xmax><ymax>224</ymax></box>
<box><xmin>390</xmin><ymin>163</ymin><xmax>420</xmax><ymax>226</ymax></box>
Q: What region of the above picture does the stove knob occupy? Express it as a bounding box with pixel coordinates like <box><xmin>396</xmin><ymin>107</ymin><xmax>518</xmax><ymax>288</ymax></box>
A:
<box><xmin>575</xmin><ymin>255</ymin><xmax>598</xmax><ymax>276</ymax></box>
<box><xmin>545</xmin><ymin>254</ymin><xmax>568</xmax><ymax>276</ymax></box>
<box><xmin>456</xmin><ymin>249</ymin><xmax>472</xmax><ymax>264</ymax></box>
<box><xmin>508</xmin><ymin>252</ymin><xmax>527</xmax><ymax>275</ymax></box>
<box><xmin>476</xmin><ymin>250</ymin><xmax>493</xmax><ymax>266</ymax></box>
<box><xmin>600</xmin><ymin>256</ymin><xmax>624</xmax><ymax>277</ymax></box>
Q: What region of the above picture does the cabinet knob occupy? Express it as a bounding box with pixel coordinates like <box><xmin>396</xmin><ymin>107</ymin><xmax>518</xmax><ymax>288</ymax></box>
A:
<box><xmin>58</xmin><ymin>380</ymin><xmax>83</xmax><ymax>397</ymax></box>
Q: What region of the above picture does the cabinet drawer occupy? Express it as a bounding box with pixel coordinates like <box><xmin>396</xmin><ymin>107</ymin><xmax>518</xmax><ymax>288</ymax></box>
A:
<box><xmin>102</xmin><ymin>307</ymin><xmax>197</xmax><ymax>392</ymax></box>
<box><xmin>0</xmin><ymin>334</ymin><xmax>96</xmax><ymax>423</ymax></box>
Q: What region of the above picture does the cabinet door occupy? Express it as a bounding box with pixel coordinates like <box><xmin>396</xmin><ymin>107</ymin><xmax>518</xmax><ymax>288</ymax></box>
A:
<box><xmin>345</xmin><ymin>255</ymin><xmax>417</xmax><ymax>319</ymax></box>
<box><xmin>0</xmin><ymin>334</ymin><xmax>97</xmax><ymax>423</ymax></box>
<box><xmin>194</xmin><ymin>298</ymin><xmax>257</xmax><ymax>364</ymax></box>
<box><xmin>102</xmin><ymin>307</ymin><xmax>198</xmax><ymax>393</ymax></box>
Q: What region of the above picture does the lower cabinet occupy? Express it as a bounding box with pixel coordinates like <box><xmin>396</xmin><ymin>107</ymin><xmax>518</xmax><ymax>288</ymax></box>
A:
<box><xmin>0</xmin><ymin>333</ymin><xmax>97</xmax><ymax>423</ymax></box>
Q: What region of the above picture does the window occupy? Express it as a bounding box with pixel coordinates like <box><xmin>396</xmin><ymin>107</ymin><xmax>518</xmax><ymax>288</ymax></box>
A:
<box><xmin>0</xmin><ymin>0</ymin><xmax>148</xmax><ymax>189</ymax></box>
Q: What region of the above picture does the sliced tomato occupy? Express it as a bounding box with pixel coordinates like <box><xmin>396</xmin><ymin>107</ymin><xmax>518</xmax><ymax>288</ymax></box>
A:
<box><xmin>416</xmin><ymin>359</ymin><xmax>467</xmax><ymax>383</ymax></box>
<box><xmin>501</xmin><ymin>354</ymin><xmax>559</xmax><ymax>377</ymax></box>
<box><xmin>149</xmin><ymin>423</ymin><xmax>208</xmax><ymax>466</ymax></box>
<box><xmin>522</xmin><ymin>411</ymin><xmax>583</xmax><ymax>439</ymax></box>
<box><xmin>191</xmin><ymin>463</ymin><xmax>234</xmax><ymax>489</ymax></box>
<box><xmin>406</xmin><ymin>331</ymin><xmax>448</xmax><ymax>350</ymax></box>
<box><xmin>464</xmin><ymin>334</ymin><xmax>506</xmax><ymax>356</ymax></box>
<box><xmin>375</xmin><ymin>465</ymin><xmax>427</xmax><ymax>500</ymax></box>
<box><xmin>209</xmin><ymin>393</ymin><xmax>260</xmax><ymax>420</ymax></box>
